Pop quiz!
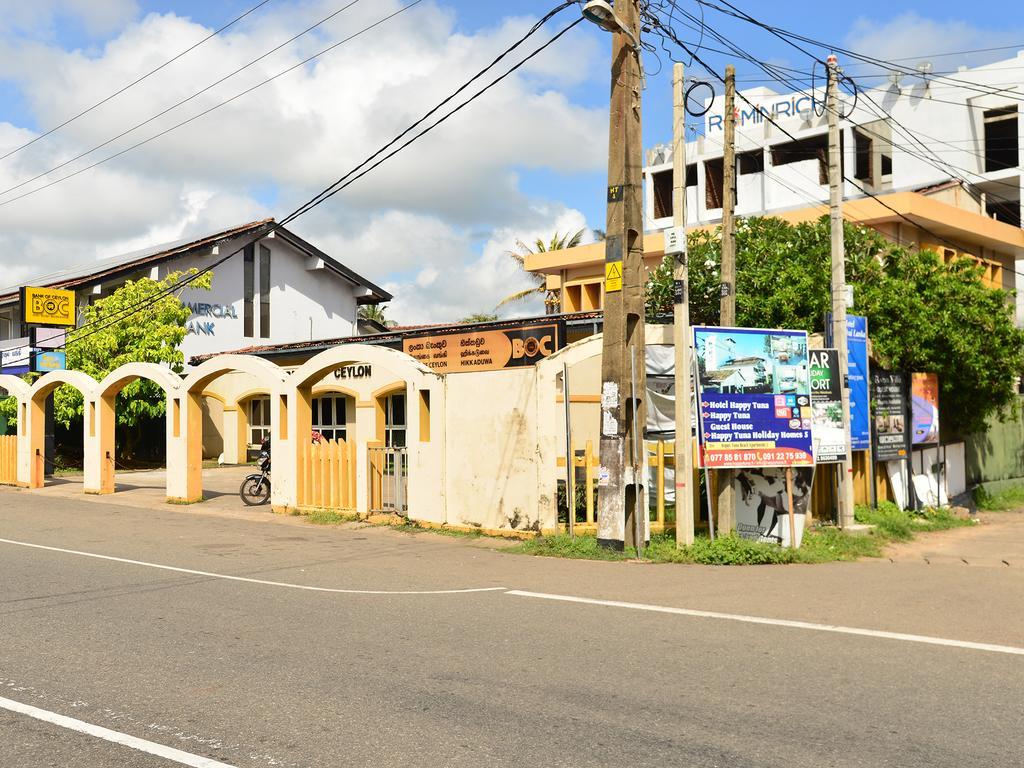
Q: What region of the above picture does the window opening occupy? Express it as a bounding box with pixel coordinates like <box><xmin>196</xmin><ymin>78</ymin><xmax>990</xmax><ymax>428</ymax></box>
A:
<box><xmin>259</xmin><ymin>244</ymin><xmax>271</xmax><ymax>339</ymax></box>
<box><xmin>385</xmin><ymin>393</ymin><xmax>407</xmax><ymax>448</ymax></box>
<box><xmin>984</xmin><ymin>107</ymin><xmax>1019</xmax><ymax>172</ymax></box>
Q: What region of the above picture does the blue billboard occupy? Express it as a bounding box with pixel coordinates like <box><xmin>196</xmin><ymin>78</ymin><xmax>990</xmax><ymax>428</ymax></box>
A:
<box><xmin>694</xmin><ymin>326</ymin><xmax>814</xmax><ymax>469</ymax></box>
<box><xmin>847</xmin><ymin>316</ymin><xmax>870</xmax><ymax>450</ymax></box>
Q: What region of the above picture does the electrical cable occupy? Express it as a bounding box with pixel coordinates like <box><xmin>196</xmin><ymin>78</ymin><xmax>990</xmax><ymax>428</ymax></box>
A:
<box><xmin>0</xmin><ymin>0</ymin><xmax>369</xmax><ymax>202</ymax></box>
<box><xmin>3</xmin><ymin>6</ymin><xmax>582</xmax><ymax>370</ymax></box>
<box><xmin>0</xmin><ymin>0</ymin><xmax>277</xmax><ymax>162</ymax></box>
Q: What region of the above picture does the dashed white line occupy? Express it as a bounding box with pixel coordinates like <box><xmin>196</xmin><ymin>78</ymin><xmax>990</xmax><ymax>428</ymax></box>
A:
<box><xmin>506</xmin><ymin>590</ymin><xmax>1024</xmax><ymax>657</ymax></box>
<box><xmin>0</xmin><ymin>538</ymin><xmax>506</xmax><ymax>595</ymax></box>
<box><xmin>0</xmin><ymin>695</ymin><xmax>237</xmax><ymax>768</ymax></box>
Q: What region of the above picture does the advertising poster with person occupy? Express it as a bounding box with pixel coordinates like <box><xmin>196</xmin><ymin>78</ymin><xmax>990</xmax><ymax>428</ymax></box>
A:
<box><xmin>733</xmin><ymin>467</ymin><xmax>812</xmax><ymax>547</ymax></box>
<box><xmin>911</xmin><ymin>373</ymin><xmax>940</xmax><ymax>445</ymax></box>
<box><xmin>693</xmin><ymin>326</ymin><xmax>814</xmax><ymax>469</ymax></box>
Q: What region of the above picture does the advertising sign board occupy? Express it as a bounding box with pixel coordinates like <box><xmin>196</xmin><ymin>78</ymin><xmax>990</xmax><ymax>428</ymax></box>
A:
<box><xmin>733</xmin><ymin>467</ymin><xmax>812</xmax><ymax>547</ymax></box>
<box><xmin>31</xmin><ymin>350</ymin><xmax>66</xmax><ymax>373</ymax></box>
<box><xmin>827</xmin><ymin>313</ymin><xmax>870</xmax><ymax>450</ymax></box>
<box><xmin>872</xmin><ymin>370</ymin><xmax>910</xmax><ymax>461</ymax></box>
<box><xmin>693</xmin><ymin>326</ymin><xmax>814</xmax><ymax>468</ymax></box>
<box><xmin>401</xmin><ymin>321</ymin><xmax>562</xmax><ymax>374</ymax></box>
<box><xmin>809</xmin><ymin>348</ymin><xmax>846</xmax><ymax>463</ymax></box>
<box><xmin>20</xmin><ymin>286</ymin><xmax>76</xmax><ymax>326</ymax></box>
<box><xmin>911</xmin><ymin>373</ymin><xmax>940</xmax><ymax>445</ymax></box>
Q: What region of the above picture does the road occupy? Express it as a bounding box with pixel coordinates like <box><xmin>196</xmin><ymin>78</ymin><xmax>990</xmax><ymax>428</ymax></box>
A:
<box><xmin>1</xmin><ymin>489</ymin><xmax>1022</xmax><ymax>767</ymax></box>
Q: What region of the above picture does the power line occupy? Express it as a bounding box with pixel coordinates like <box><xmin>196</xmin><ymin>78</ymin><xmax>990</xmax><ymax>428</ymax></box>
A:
<box><xmin>4</xmin><ymin>5</ymin><xmax>582</xmax><ymax>370</ymax></box>
<box><xmin>0</xmin><ymin>0</ymin><xmax>369</xmax><ymax>202</ymax></box>
<box><xmin>0</xmin><ymin>0</ymin><xmax>277</xmax><ymax>163</ymax></box>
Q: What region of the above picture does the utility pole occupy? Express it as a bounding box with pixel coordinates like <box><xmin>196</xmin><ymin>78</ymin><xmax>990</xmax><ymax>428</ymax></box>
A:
<box><xmin>715</xmin><ymin>64</ymin><xmax>737</xmax><ymax>535</ymax></box>
<box><xmin>670</xmin><ymin>63</ymin><xmax>695</xmax><ymax>547</ymax></box>
<box><xmin>596</xmin><ymin>0</ymin><xmax>647</xmax><ymax>550</ymax></box>
<box><xmin>827</xmin><ymin>54</ymin><xmax>856</xmax><ymax>528</ymax></box>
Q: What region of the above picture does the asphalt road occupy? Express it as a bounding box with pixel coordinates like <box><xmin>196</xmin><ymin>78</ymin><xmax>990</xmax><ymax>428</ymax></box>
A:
<box><xmin>1</xmin><ymin>489</ymin><xmax>1022</xmax><ymax>767</ymax></box>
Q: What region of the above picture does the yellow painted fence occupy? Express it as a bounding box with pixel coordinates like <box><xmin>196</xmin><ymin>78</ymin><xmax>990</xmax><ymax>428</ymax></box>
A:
<box><xmin>297</xmin><ymin>438</ymin><xmax>357</xmax><ymax>510</ymax></box>
<box><xmin>0</xmin><ymin>435</ymin><xmax>16</xmax><ymax>485</ymax></box>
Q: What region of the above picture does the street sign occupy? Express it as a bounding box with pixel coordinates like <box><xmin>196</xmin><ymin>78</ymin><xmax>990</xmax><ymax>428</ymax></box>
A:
<box><xmin>604</xmin><ymin>261</ymin><xmax>623</xmax><ymax>292</ymax></box>
<box><xmin>31</xmin><ymin>350</ymin><xmax>66</xmax><ymax>373</ymax></box>
<box><xmin>20</xmin><ymin>286</ymin><xmax>76</xmax><ymax>326</ymax></box>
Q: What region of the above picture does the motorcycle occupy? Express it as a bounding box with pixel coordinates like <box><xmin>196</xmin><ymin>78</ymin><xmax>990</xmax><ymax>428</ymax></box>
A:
<box><xmin>239</xmin><ymin>443</ymin><xmax>271</xmax><ymax>506</ymax></box>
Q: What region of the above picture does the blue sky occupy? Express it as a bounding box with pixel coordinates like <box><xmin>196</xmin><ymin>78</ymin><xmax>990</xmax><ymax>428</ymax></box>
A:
<box><xmin>0</xmin><ymin>0</ymin><xmax>1019</xmax><ymax>321</ymax></box>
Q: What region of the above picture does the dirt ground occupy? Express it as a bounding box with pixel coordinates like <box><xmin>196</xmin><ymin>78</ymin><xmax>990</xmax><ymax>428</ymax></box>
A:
<box><xmin>883</xmin><ymin>510</ymin><xmax>1024</xmax><ymax>567</ymax></box>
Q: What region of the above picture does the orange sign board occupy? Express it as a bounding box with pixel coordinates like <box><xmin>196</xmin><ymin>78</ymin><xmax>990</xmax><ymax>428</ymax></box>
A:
<box><xmin>402</xmin><ymin>322</ymin><xmax>561</xmax><ymax>374</ymax></box>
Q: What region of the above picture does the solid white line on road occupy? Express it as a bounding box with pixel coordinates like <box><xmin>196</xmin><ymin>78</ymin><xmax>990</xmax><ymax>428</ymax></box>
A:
<box><xmin>506</xmin><ymin>590</ymin><xmax>1024</xmax><ymax>657</ymax></box>
<box><xmin>0</xmin><ymin>695</ymin><xmax>237</xmax><ymax>768</ymax></box>
<box><xmin>0</xmin><ymin>538</ymin><xmax>506</xmax><ymax>595</ymax></box>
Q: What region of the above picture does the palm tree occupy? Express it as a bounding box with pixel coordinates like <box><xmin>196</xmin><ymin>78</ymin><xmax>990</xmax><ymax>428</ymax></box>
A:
<box><xmin>498</xmin><ymin>228</ymin><xmax>586</xmax><ymax>310</ymax></box>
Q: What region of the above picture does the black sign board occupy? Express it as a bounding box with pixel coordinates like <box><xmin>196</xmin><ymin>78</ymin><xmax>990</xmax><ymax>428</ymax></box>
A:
<box><xmin>871</xmin><ymin>370</ymin><xmax>910</xmax><ymax>462</ymax></box>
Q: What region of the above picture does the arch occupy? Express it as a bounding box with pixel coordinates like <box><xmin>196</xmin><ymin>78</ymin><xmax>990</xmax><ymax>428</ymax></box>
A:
<box><xmin>286</xmin><ymin>344</ymin><xmax>439</xmax><ymax>392</ymax></box>
<box><xmin>183</xmin><ymin>354</ymin><xmax>288</xmax><ymax>394</ymax></box>
<box><xmin>29</xmin><ymin>369</ymin><xmax>98</xmax><ymax>402</ymax></box>
<box><xmin>97</xmin><ymin>363</ymin><xmax>182</xmax><ymax>400</ymax></box>
<box><xmin>24</xmin><ymin>370</ymin><xmax>98</xmax><ymax>490</ymax></box>
<box><xmin>170</xmin><ymin>354</ymin><xmax>288</xmax><ymax>503</ymax></box>
<box><xmin>94</xmin><ymin>363</ymin><xmax>183</xmax><ymax>496</ymax></box>
<box><xmin>0</xmin><ymin>373</ymin><xmax>30</xmax><ymax>400</ymax></box>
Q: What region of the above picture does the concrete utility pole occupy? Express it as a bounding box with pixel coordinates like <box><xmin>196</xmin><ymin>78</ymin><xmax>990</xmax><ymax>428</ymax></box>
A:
<box><xmin>597</xmin><ymin>0</ymin><xmax>647</xmax><ymax>550</ymax></box>
<box><xmin>670</xmin><ymin>63</ymin><xmax>695</xmax><ymax>547</ymax></box>
<box><xmin>715</xmin><ymin>64</ymin><xmax>737</xmax><ymax>535</ymax></box>
<box><xmin>827</xmin><ymin>55</ymin><xmax>856</xmax><ymax>528</ymax></box>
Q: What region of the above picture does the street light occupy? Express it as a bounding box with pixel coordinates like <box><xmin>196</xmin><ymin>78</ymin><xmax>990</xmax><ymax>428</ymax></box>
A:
<box><xmin>582</xmin><ymin>0</ymin><xmax>639</xmax><ymax>50</ymax></box>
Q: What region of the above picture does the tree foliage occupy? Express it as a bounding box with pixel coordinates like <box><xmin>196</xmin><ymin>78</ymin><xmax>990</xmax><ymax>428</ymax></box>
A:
<box><xmin>0</xmin><ymin>270</ymin><xmax>211</xmax><ymax>431</ymax></box>
<box><xmin>498</xmin><ymin>228</ymin><xmax>587</xmax><ymax>308</ymax></box>
<box><xmin>646</xmin><ymin>216</ymin><xmax>1024</xmax><ymax>435</ymax></box>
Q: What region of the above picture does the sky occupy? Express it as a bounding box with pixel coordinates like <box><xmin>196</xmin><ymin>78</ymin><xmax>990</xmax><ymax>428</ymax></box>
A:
<box><xmin>0</xmin><ymin>0</ymin><xmax>1020</xmax><ymax>324</ymax></box>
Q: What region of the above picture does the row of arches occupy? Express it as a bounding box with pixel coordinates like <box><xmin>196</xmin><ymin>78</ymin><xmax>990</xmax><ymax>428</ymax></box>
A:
<box><xmin>0</xmin><ymin>345</ymin><xmax>444</xmax><ymax>515</ymax></box>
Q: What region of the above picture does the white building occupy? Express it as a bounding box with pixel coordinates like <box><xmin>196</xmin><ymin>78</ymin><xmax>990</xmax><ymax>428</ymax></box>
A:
<box><xmin>644</xmin><ymin>52</ymin><xmax>1022</xmax><ymax>232</ymax></box>
<box><xmin>0</xmin><ymin>219</ymin><xmax>390</xmax><ymax>364</ymax></box>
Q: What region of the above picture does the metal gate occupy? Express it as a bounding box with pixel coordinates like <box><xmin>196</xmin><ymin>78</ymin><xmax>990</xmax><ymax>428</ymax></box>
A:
<box><xmin>368</xmin><ymin>445</ymin><xmax>408</xmax><ymax>515</ymax></box>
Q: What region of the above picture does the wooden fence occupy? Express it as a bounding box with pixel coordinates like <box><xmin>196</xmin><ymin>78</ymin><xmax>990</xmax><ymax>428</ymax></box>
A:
<box><xmin>297</xmin><ymin>438</ymin><xmax>356</xmax><ymax>510</ymax></box>
<box><xmin>0</xmin><ymin>435</ymin><xmax>16</xmax><ymax>486</ymax></box>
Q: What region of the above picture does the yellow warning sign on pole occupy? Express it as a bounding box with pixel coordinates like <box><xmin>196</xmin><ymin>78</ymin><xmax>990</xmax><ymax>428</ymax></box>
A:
<box><xmin>605</xmin><ymin>261</ymin><xmax>623</xmax><ymax>292</ymax></box>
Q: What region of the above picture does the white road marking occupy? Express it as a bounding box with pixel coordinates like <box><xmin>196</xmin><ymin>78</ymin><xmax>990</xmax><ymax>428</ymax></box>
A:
<box><xmin>0</xmin><ymin>695</ymin><xmax>237</xmax><ymax>768</ymax></box>
<box><xmin>0</xmin><ymin>538</ymin><xmax>505</xmax><ymax>595</ymax></box>
<box><xmin>506</xmin><ymin>590</ymin><xmax>1024</xmax><ymax>657</ymax></box>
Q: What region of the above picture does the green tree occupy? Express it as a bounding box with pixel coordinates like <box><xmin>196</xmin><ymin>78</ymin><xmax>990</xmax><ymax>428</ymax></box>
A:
<box><xmin>0</xmin><ymin>270</ymin><xmax>211</xmax><ymax>452</ymax></box>
<box><xmin>460</xmin><ymin>312</ymin><xmax>498</xmax><ymax>324</ymax></box>
<box><xmin>498</xmin><ymin>228</ymin><xmax>586</xmax><ymax>308</ymax></box>
<box><xmin>646</xmin><ymin>216</ymin><xmax>1024</xmax><ymax>434</ymax></box>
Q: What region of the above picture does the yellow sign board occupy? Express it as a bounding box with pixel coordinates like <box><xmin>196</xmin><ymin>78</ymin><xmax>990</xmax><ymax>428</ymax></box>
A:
<box><xmin>604</xmin><ymin>261</ymin><xmax>623</xmax><ymax>292</ymax></box>
<box><xmin>20</xmin><ymin>286</ymin><xmax>76</xmax><ymax>326</ymax></box>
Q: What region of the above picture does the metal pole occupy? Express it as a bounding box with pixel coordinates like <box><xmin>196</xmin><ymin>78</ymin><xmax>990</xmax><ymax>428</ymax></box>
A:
<box><xmin>716</xmin><ymin>64</ymin><xmax>737</xmax><ymax>536</ymax></box>
<box><xmin>827</xmin><ymin>55</ymin><xmax>856</xmax><ymax>528</ymax></box>
<box><xmin>670</xmin><ymin>62</ymin><xmax>695</xmax><ymax>547</ymax></box>
<box><xmin>630</xmin><ymin>346</ymin><xmax>644</xmax><ymax>559</ymax></box>
<box><xmin>562</xmin><ymin>362</ymin><xmax>575</xmax><ymax>538</ymax></box>
<box><xmin>786</xmin><ymin>467</ymin><xmax>797</xmax><ymax>549</ymax></box>
<box><xmin>597</xmin><ymin>0</ymin><xmax>647</xmax><ymax>550</ymax></box>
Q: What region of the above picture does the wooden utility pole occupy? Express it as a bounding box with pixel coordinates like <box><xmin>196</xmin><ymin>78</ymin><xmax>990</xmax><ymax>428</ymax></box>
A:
<box><xmin>827</xmin><ymin>55</ymin><xmax>856</xmax><ymax>528</ymax></box>
<box><xmin>597</xmin><ymin>0</ymin><xmax>647</xmax><ymax>550</ymax></box>
<box><xmin>715</xmin><ymin>64</ymin><xmax>737</xmax><ymax>534</ymax></box>
<box><xmin>670</xmin><ymin>63</ymin><xmax>695</xmax><ymax>547</ymax></box>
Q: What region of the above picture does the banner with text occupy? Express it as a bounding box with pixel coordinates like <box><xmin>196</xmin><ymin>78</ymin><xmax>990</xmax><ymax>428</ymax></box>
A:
<box><xmin>401</xmin><ymin>321</ymin><xmax>562</xmax><ymax>374</ymax></box>
<box><xmin>694</xmin><ymin>326</ymin><xmax>814</xmax><ymax>468</ymax></box>
<box><xmin>809</xmin><ymin>348</ymin><xmax>847</xmax><ymax>463</ymax></box>
<box><xmin>826</xmin><ymin>313</ymin><xmax>870</xmax><ymax>450</ymax></box>
<box><xmin>872</xmin><ymin>370</ymin><xmax>910</xmax><ymax>462</ymax></box>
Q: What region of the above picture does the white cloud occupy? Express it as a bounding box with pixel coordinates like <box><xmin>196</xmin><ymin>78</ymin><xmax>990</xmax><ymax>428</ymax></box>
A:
<box><xmin>0</xmin><ymin>0</ymin><xmax>138</xmax><ymax>37</ymax></box>
<box><xmin>0</xmin><ymin>0</ymin><xmax>607</xmax><ymax>319</ymax></box>
<box><xmin>845</xmin><ymin>13</ymin><xmax>1024</xmax><ymax>70</ymax></box>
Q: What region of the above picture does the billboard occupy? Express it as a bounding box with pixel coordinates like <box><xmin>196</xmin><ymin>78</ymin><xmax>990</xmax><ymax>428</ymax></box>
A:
<box><xmin>872</xmin><ymin>370</ymin><xmax>910</xmax><ymax>462</ymax></box>
<box><xmin>694</xmin><ymin>326</ymin><xmax>814</xmax><ymax>469</ymax></box>
<box><xmin>733</xmin><ymin>467</ymin><xmax>812</xmax><ymax>548</ymax></box>
<box><xmin>401</xmin><ymin>321</ymin><xmax>561</xmax><ymax>374</ymax></box>
<box><xmin>911</xmin><ymin>373</ymin><xmax>940</xmax><ymax>445</ymax></box>
<box><xmin>20</xmin><ymin>286</ymin><xmax>76</xmax><ymax>326</ymax></box>
<box><xmin>0</xmin><ymin>341</ymin><xmax>30</xmax><ymax>375</ymax></box>
<box><xmin>809</xmin><ymin>348</ymin><xmax>846</xmax><ymax>463</ymax></box>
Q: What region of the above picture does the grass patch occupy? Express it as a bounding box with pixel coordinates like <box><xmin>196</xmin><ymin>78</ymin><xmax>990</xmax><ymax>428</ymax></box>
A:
<box><xmin>513</xmin><ymin>503</ymin><xmax>973</xmax><ymax>566</ymax></box>
<box><xmin>974</xmin><ymin>484</ymin><xmax>1024</xmax><ymax>512</ymax></box>
<box><xmin>303</xmin><ymin>509</ymin><xmax>360</xmax><ymax>525</ymax></box>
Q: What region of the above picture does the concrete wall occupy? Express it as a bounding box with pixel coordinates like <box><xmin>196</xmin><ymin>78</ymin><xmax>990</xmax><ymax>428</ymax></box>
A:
<box><xmin>443</xmin><ymin>368</ymin><xmax>541</xmax><ymax>531</ymax></box>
